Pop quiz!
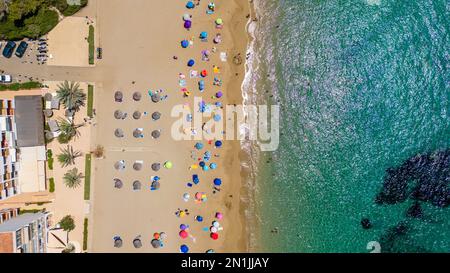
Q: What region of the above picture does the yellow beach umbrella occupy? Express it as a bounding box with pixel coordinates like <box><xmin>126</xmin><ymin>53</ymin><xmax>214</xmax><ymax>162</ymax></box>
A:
<box><xmin>164</xmin><ymin>161</ymin><xmax>173</xmax><ymax>169</ymax></box>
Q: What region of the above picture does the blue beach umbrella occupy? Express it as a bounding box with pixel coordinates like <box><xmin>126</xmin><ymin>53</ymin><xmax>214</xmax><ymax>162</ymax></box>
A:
<box><xmin>186</xmin><ymin>1</ymin><xmax>195</xmax><ymax>9</ymax></box>
<box><xmin>214</xmin><ymin>178</ymin><xmax>222</xmax><ymax>186</ymax></box>
<box><xmin>200</xmin><ymin>31</ymin><xmax>208</xmax><ymax>39</ymax></box>
<box><xmin>181</xmin><ymin>40</ymin><xmax>189</xmax><ymax>48</ymax></box>
<box><xmin>195</xmin><ymin>142</ymin><xmax>204</xmax><ymax>150</ymax></box>
<box><xmin>215</xmin><ymin>140</ymin><xmax>222</xmax><ymax>148</ymax></box>
<box><xmin>203</xmin><ymin>165</ymin><xmax>209</xmax><ymax>171</ymax></box>
<box><xmin>193</xmin><ymin>174</ymin><xmax>199</xmax><ymax>184</ymax></box>
<box><xmin>180</xmin><ymin>224</ymin><xmax>188</xmax><ymax>230</ymax></box>
<box><xmin>196</xmin><ymin>215</ymin><xmax>203</xmax><ymax>222</ymax></box>
<box><xmin>210</xmin><ymin>163</ymin><xmax>217</xmax><ymax>170</ymax></box>
<box><xmin>199</xmin><ymin>161</ymin><xmax>206</xmax><ymax>167</ymax></box>
<box><xmin>187</xmin><ymin>59</ymin><xmax>195</xmax><ymax>67</ymax></box>
<box><xmin>213</xmin><ymin>114</ymin><xmax>221</xmax><ymax>122</ymax></box>
<box><xmin>180</xmin><ymin>245</ymin><xmax>189</xmax><ymax>253</ymax></box>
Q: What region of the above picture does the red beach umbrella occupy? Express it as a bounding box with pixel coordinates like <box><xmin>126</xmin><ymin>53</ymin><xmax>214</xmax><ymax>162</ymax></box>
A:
<box><xmin>210</xmin><ymin>233</ymin><xmax>219</xmax><ymax>240</ymax></box>
<box><xmin>201</xmin><ymin>70</ymin><xmax>208</xmax><ymax>77</ymax></box>
<box><xmin>179</xmin><ymin>230</ymin><xmax>189</xmax><ymax>239</ymax></box>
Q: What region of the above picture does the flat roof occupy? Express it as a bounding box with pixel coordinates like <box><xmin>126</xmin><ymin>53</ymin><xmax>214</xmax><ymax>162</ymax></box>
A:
<box><xmin>0</xmin><ymin>212</ymin><xmax>46</xmax><ymax>233</ymax></box>
<box><xmin>14</xmin><ymin>96</ymin><xmax>45</xmax><ymax>147</ymax></box>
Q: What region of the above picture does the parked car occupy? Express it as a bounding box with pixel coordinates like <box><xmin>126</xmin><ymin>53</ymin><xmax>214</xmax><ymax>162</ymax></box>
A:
<box><xmin>2</xmin><ymin>41</ymin><xmax>16</xmax><ymax>58</ymax></box>
<box><xmin>15</xmin><ymin>41</ymin><xmax>28</xmax><ymax>58</ymax></box>
<box><xmin>97</xmin><ymin>47</ymin><xmax>102</xmax><ymax>59</ymax></box>
<box><xmin>0</xmin><ymin>75</ymin><xmax>12</xmax><ymax>83</ymax></box>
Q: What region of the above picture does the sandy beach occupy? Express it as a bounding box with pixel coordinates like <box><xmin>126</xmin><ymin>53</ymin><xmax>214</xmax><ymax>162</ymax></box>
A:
<box><xmin>86</xmin><ymin>0</ymin><xmax>250</xmax><ymax>252</ymax></box>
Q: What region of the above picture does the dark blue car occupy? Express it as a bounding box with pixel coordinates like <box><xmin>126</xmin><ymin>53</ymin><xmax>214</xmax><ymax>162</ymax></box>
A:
<box><xmin>2</xmin><ymin>41</ymin><xmax>16</xmax><ymax>58</ymax></box>
<box><xmin>15</xmin><ymin>41</ymin><xmax>28</xmax><ymax>58</ymax></box>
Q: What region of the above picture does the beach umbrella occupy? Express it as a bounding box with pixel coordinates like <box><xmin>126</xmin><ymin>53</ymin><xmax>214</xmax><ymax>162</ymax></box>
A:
<box><xmin>180</xmin><ymin>245</ymin><xmax>189</xmax><ymax>253</ymax></box>
<box><xmin>216</xmin><ymin>91</ymin><xmax>223</xmax><ymax>98</ymax></box>
<box><xmin>206</xmin><ymin>249</ymin><xmax>215</xmax><ymax>253</ymax></box>
<box><xmin>199</xmin><ymin>161</ymin><xmax>206</xmax><ymax>167</ymax></box>
<box><xmin>181</xmin><ymin>40</ymin><xmax>189</xmax><ymax>48</ymax></box>
<box><xmin>183</xmin><ymin>193</ymin><xmax>190</xmax><ymax>201</ymax></box>
<box><xmin>114</xmin><ymin>128</ymin><xmax>124</xmax><ymax>138</ymax></box>
<box><xmin>114</xmin><ymin>238</ymin><xmax>123</xmax><ymax>248</ymax></box>
<box><xmin>196</xmin><ymin>215</ymin><xmax>203</xmax><ymax>222</ymax></box>
<box><xmin>151</xmin><ymin>181</ymin><xmax>160</xmax><ymax>190</ymax></box>
<box><xmin>151</xmin><ymin>94</ymin><xmax>161</xmax><ymax>103</ymax></box>
<box><xmin>195</xmin><ymin>192</ymin><xmax>203</xmax><ymax>200</ymax></box>
<box><xmin>187</xmin><ymin>59</ymin><xmax>195</xmax><ymax>67</ymax></box>
<box><xmin>160</xmin><ymin>232</ymin><xmax>167</xmax><ymax>240</ymax></box>
<box><xmin>179</xmin><ymin>230</ymin><xmax>188</xmax><ymax>239</ymax></box>
<box><xmin>133</xmin><ymin>129</ymin><xmax>142</xmax><ymax>138</ymax></box>
<box><xmin>133</xmin><ymin>162</ymin><xmax>143</xmax><ymax>171</ymax></box>
<box><xmin>195</xmin><ymin>142</ymin><xmax>204</xmax><ymax>150</ymax></box>
<box><xmin>133</xmin><ymin>92</ymin><xmax>142</xmax><ymax>101</ymax></box>
<box><xmin>201</xmin><ymin>70</ymin><xmax>208</xmax><ymax>77</ymax></box>
<box><xmin>210</xmin><ymin>233</ymin><xmax>219</xmax><ymax>240</ymax></box>
<box><xmin>153</xmin><ymin>233</ymin><xmax>160</xmax><ymax>240</ymax></box>
<box><xmin>133</xmin><ymin>238</ymin><xmax>142</xmax><ymax>248</ymax></box>
<box><xmin>210</xmin><ymin>163</ymin><xmax>217</xmax><ymax>170</ymax></box>
<box><xmin>214</xmin><ymin>178</ymin><xmax>222</xmax><ymax>186</ymax></box>
<box><xmin>153</xmin><ymin>176</ymin><xmax>160</xmax><ymax>182</ymax></box>
<box><xmin>152</xmin><ymin>111</ymin><xmax>161</xmax><ymax>120</ymax></box>
<box><xmin>115</xmin><ymin>91</ymin><xmax>123</xmax><ymax>102</ymax></box>
<box><xmin>151</xmin><ymin>163</ymin><xmax>161</xmax><ymax>171</ymax></box>
<box><xmin>213</xmin><ymin>114</ymin><xmax>221</xmax><ymax>122</ymax></box>
<box><xmin>151</xmin><ymin>130</ymin><xmax>161</xmax><ymax>139</ymax></box>
<box><xmin>133</xmin><ymin>111</ymin><xmax>142</xmax><ymax>120</ymax></box>
<box><xmin>164</xmin><ymin>161</ymin><xmax>173</xmax><ymax>169</ymax></box>
<box><xmin>133</xmin><ymin>180</ymin><xmax>142</xmax><ymax>191</ymax></box>
<box><xmin>180</xmin><ymin>224</ymin><xmax>188</xmax><ymax>230</ymax></box>
<box><xmin>151</xmin><ymin>239</ymin><xmax>161</xmax><ymax>248</ymax></box>
<box><xmin>114</xmin><ymin>178</ymin><xmax>123</xmax><ymax>189</ymax></box>
<box><xmin>114</xmin><ymin>110</ymin><xmax>124</xmax><ymax>119</ymax></box>
<box><xmin>184</xmin><ymin>20</ymin><xmax>192</xmax><ymax>29</ymax></box>
<box><xmin>203</xmin><ymin>165</ymin><xmax>209</xmax><ymax>171</ymax></box>
<box><xmin>44</xmin><ymin>109</ymin><xmax>53</xmax><ymax>118</ymax></box>
<box><xmin>215</xmin><ymin>140</ymin><xmax>222</xmax><ymax>148</ymax></box>
<box><xmin>215</xmin><ymin>18</ymin><xmax>223</xmax><ymax>25</ymax></box>
<box><xmin>186</xmin><ymin>1</ymin><xmax>195</xmax><ymax>9</ymax></box>
<box><xmin>212</xmin><ymin>221</ymin><xmax>220</xmax><ymax>228</ymax></box>
<box><xmin>200</xmin><ymin>31</ymin><xmax>208</xmax><ymax>39</ymax></box>
<box><xmin>210</xmin><ymin>226</ymin><xmax>218</xmax><ymax>233</ymax></box>
<box><xmin>44</xmin><ymin>93</ymin><xmax>53</xmax><ymax>101</ymax></box>
<box><xmin>215</xmin><ymin>212</ymin><xmax>223</xmax><ymax>220</ymax></box>
<box><xmin>183</xmin><ymin>14</ymin><xmax>191</xmax><ymax>21</ymax></box>
<box><xmin>114</xmin><ymin>161</ymin><xmax>125</xmax><ymax>171</ymax></box>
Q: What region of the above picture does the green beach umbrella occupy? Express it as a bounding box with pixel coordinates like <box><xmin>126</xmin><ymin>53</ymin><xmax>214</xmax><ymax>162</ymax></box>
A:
<box><xmin>164</xmin><ymin>161</ymin><xmax>173</xmax><ymax>169</ymax></box>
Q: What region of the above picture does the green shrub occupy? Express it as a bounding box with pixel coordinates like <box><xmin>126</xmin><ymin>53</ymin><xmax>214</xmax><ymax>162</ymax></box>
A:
<box><xmin>83</xmin><ymin>218</ymin><xmax>88</xmax><ymax>251</ymax></box>
<box><xmin>49</xmin><ymin>178</ymin><xmax>55</xmax><ymax>193</ymax></box>
<box><xmin>84</xmin><ymin>154</ymin><xmax>91</xmax><ymax>200</ymax></box>
<box><xmin>88</xmin><ymin>25</ymin><xmax>95</xmax><ymax>65</ymax></box>
<box><xmin>87</xmin><ymin>85</ymin><xmax>94</xmax><ymax>117</ymax></box>
<box><xmin>47</xmin><ymin>149</ymin><xmax>54</xmax><ymax>170</ymax></box>
<box><xmin>0</xmin><ymin>82</ymin><xmax>42</xmax><ymax>91</ymax></box>
<box><xmin>18</xmin><ymin>209</ymin><xmax>42</xmax><ymax>215</ymax></box>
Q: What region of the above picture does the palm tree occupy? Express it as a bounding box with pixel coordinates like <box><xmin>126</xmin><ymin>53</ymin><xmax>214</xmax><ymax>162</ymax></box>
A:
<box><xmin>63</xmin><ymin>168</ymin><xmax>84</xmax><ymax>189</ymax></box>
<box><xmin>57</xmin><ymin>145</ymin><xmax>82</xmax><ymax>167</ymax></box>
<box><xmin>92</xmin><ymin>145</ymin><xmax>105</xmax><ymax>159</ymax></box>
<box><xmin>56</xmin><ymin>81</ymin><xmax>86</xmax><ymax>112</ymax></box>
<box><xmin>58</xmin><ymin>118</ymin><xmax>82</xmax><ymax>142</ymax></box>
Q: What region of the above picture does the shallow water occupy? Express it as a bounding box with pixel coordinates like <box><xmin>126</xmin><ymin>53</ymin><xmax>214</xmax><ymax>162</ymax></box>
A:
<box><xmin>245</xmin><ymin>0</ymin><xmax>450</xmax><ymax>252</ymax></box>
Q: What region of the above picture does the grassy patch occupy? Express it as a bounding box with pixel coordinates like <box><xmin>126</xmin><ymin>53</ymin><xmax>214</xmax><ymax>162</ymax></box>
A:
<box><xmin>88</xmin><ymin>25</ymin><xmax>95</xmax><ymax>65</ymax></box>
<box><xmin>84</xmin><ymin>154</ymin><xmax>92</xmax><ymax>200</ymax></box>
<box><xmin>49</xmin><ymin>178</ymin><xmax>55</xmax><ymax>193</ymax></box>
<box><xmin>87</xmin><ymin>85</ymin><xmax>94</xmax><ymax>118</ymax></box>
<box><xmin>83</xmin><ymin>218</ymin><xmax>88</xmax><ymax>251</ymax></box>
<box><xmin>52</xmin><ymin>0</ymin><xmax>88</xmax><ymax>16</ymax></box>
<box><xmin>47</xmin><ymin>149</ymin><xmax>54</xmax><ymax>170</ymax></box>
<box><xmin>18</xmin><ymin>209</ymin><xmax>42</xmax><ymax>215</ymax></box>
<box><xmin>0</xmin><ymin>82</ymin><xmax>42</xmax><ymax>91</ymax></box>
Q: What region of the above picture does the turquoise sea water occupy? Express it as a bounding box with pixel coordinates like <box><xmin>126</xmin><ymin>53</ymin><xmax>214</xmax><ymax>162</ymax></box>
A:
<box><xmin>246</xmin><ymin>0</ymin><xmax>449</xmax><ymax>252</ymax></box>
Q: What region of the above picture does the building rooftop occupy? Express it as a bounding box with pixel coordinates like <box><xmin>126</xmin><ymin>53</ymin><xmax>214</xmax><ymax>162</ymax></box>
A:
<box><xmin>0</xmin><ymin>212</ymin><xmax>46</xmax><ymax>233</ymax></box>
<box><xmin>14</xmin><ymin>96</ymin><xmax>45</xmax><ymax>147</ymax></box>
